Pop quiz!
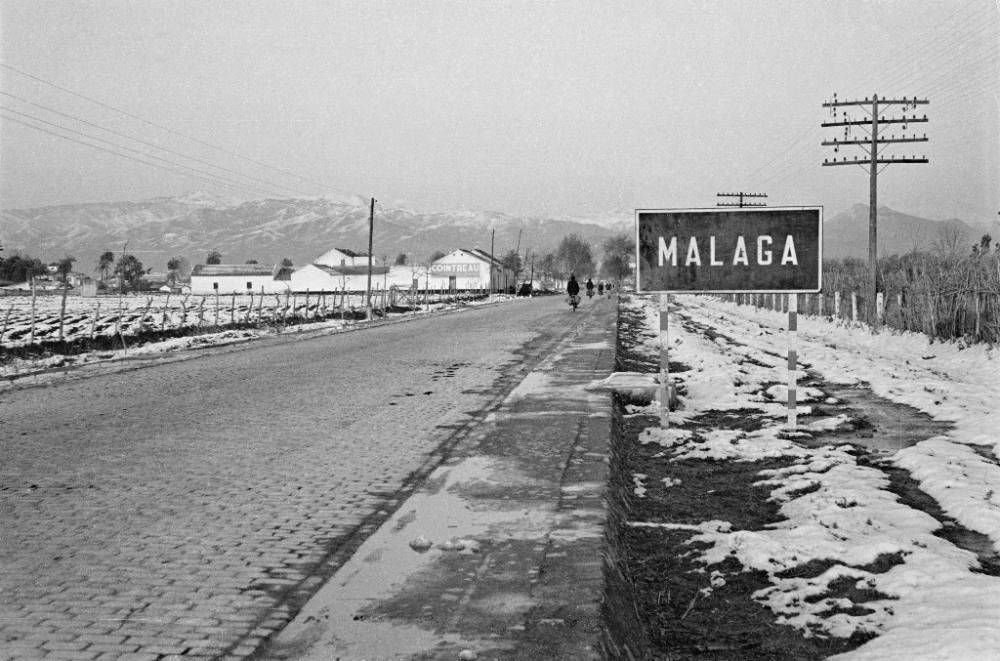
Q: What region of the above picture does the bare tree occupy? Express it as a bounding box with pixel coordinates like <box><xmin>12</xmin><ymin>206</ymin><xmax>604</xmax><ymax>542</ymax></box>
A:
<box><xmin>556</xmin><ymin>234</ymin><xmax>595</xmax><ymax>280</ymax></box>
<box><xmin>932</xmin><ymin>225</ymin><xmax>966</xmax><ymax>260</ymax></box>
<box><xmin>600</xmin><ymin>234</ymin><xmax>633</xmax><ymax>285</ymax></box>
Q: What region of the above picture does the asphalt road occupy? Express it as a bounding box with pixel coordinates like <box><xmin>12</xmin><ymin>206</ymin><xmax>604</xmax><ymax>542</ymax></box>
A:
<box><xmin>0</xmin><ymin>295</ymin><xmax>598</xmax><ymax>661</ymax></box>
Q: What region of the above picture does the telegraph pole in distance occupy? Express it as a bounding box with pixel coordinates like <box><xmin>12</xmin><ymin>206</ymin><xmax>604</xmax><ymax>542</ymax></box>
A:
<box><xmin>716</xmin><ymin>192</ymin><xmax>768</xmax><ymax>208</ymax></box>
<box><xmin>366</xmin><ymin>197</ymin><xmax>375</xmax><ymax>318</ymax></box>
<box><xmin>821</xmin><ymin>93</ymin><xmax>929</xmax><ymax>324</ymax></box>
<box><xmin>489</xmin><ymin>228</ymin><xmax>495</xmax><ymax>294</ymax></box>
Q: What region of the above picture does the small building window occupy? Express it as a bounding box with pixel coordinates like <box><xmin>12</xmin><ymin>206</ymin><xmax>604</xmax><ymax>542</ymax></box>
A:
<box><xmin>213</xmin><ymin>282</ymin><xmax>219</xmax><ymax>290</ymax></box>
<box><xmin>247</xmin><ymin>282</ymin><xmax>253</xmax><ymax>290</ymax></box>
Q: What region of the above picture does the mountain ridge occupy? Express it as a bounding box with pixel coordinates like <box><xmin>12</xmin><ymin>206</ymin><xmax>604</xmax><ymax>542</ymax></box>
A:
<box><xmin>2</xmin><ymin>195</ymin><xmax>995</xmax><ymax>271</ymax></box>
<box><xmin>1</xmin><ymin>195</ymin><xmax>632</xmax><ymax>271</ymax></box>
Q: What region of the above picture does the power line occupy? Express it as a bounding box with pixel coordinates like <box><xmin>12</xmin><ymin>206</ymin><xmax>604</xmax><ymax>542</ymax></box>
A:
<box><xmin>0</xmin><ymin>91</ymin><xmax>312</xmax><ymax>198</ymax></box>
<box><xmin>0</xmin><ymin>61</ymin><xmax>333</xmax><ymax>194</ymax></box>
<box><xmin>1</xmin><ymin>110</ymin><xmax>280</xmax><ymax>198</ymax></box>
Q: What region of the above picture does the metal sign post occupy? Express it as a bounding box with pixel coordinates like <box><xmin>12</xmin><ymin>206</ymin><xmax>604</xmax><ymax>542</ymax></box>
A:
<box><xmin>636</xmin><ymin>207</ymin><xmax>822</xmax><ymax>429</ymax></box>
<box><xmin>659</xmin><ymin>293</ymin><xmax>670</xmax><ymax>429</ymax></box>
<box><xmin>787</xmin><ymin>293</ymin><xmax>798</xmax><ymax>429</ymax></box>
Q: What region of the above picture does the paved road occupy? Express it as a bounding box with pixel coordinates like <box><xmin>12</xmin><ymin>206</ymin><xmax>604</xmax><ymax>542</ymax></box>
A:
<box><xmin>0</xmin><ymin>296</ymin><xmax>603</xmax><ymax>661</ymax></box>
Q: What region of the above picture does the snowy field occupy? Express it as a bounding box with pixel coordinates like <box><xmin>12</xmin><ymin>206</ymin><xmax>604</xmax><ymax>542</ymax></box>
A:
<box><xmin>0</xmin><ymin>290</ymin><xmax>448</xmax><ymax>349</ymax></box>
<box><xmin>626</xmin><ymin>294</ymin><xmax>1000</xmax><ymax>660</ymax></box>
<box><xmin>1</xmin><ymin>293</ymin><xmax>511</xmax><ymax>385</ymax></box>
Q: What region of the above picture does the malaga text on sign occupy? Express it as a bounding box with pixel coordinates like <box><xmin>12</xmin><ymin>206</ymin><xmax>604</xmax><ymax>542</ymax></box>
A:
<box><xmin>636</xmin><ymin>207</ymin><xmax>822</xmax><ymax>293</ymax></box>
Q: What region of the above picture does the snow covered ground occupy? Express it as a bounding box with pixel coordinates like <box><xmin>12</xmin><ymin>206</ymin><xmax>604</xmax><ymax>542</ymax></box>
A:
<box><xmin>0</xmin><ymin>295</ymin><xmax>514</xmax><ymax>388</ymax></box>
<box><xmin>628</xmin><ymin>294</ymin><xmax>1000</xmax><ymax>661</ymax></box>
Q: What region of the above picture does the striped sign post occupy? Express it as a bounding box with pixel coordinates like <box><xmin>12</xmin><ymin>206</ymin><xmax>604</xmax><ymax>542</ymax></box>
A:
<box><xmin>636</xmin><ymin>207</ymin><xmax>822</xmax><ymax>430</ymax></box>
<box><xmin>787</xmin><ymin>294</ymin><xmax>798</xmax><ymax>428</ymax></box>
<box><xmin>659</xmin><ymin>293</ymin><xmax>670</xmax><ymax>429</ymax></box>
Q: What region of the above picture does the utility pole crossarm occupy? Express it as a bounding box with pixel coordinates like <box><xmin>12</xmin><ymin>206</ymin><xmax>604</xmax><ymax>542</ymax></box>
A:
<box><xmin>823</xmin><ymin>98</ymin><xmax>929</xmax><ymax>108</ymax></box>
<box><xmin>821</xmin><ymin>117</ymin><xmax>928</xmax><ymax>128</ymax></box>
<box><xmin>823</xmin><ymin>158</ymin><xmax>928</xmax><ymax>166</ymax></box>
<box><xmin>716</xmin><ymin>191</ymin><xmax>767</xmax><ymax>208</ymax></box>
<box><xmin>822</xmin><ymin>137</ymin><xmax>928</xmax><ymax>146</ymax></box>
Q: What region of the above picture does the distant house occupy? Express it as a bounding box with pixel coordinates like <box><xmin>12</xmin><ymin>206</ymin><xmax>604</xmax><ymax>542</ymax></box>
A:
<box><xmin>313</xmin><ymin>247</ymin><xmax>371</xmax><ymax>269</ymax></box>
<box><xmin>429</xmin><ymin>249</ymin><xmax>513</xmax><ymax>291</ymax></box>
<box><xmin>189</xmin><ymin>263</ymin><xmax>293</xmax><ymax>295</ymax></box>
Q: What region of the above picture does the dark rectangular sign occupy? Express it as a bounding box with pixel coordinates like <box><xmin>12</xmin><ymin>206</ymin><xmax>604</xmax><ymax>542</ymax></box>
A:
<box><xmin>636</xmin><ymin>207</ymin><xmax>822</xmax><ymax>293</ymax></box>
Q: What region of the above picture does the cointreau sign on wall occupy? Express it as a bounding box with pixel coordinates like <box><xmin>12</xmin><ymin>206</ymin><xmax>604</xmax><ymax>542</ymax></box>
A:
<box><xmin>636</xmin><ymin>207</ymin><xmax>822</xmax><ymax>293</ymax></box>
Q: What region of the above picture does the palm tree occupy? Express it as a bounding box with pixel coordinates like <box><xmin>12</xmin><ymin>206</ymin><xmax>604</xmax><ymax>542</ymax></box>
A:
<box><xmin>97</xmin><ymin>251</ymin><xmax>115</xmax><ymax>283</ymax></box>
<box><xmin>166</xmin><ymin>257</ymin><xmax>182</xmax><ymax>287</ymax></box>
<box><xmin>56</xmin><ymin>255</ymin><xmax>76</xmax><ymax>283</ymax></box>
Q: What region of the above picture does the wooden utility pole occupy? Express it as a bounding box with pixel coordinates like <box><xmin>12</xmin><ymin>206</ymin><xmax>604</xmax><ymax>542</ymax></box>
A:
<box><xmin>489</xmin><ymin>229</ymin><xmax>495</xmax><ymax>293</ymax></box>
<box><xmin>716</xmin><ymin>192</ymin><xmax>767</xmax><ymax>208</ymax></box>
<box><xmin>365</xmin><ymin>197</ymin><xmax>375</xmax><ymax>317</ymax></box>
<box><xmin>822</xmin><ymin>94</ymin><xmax>929</xmax><ymax>324</ymax></box>
<box><xmin>514</xmin><ymin>228</ymin><xmax>522</xmax><ymax>284</ymax></box>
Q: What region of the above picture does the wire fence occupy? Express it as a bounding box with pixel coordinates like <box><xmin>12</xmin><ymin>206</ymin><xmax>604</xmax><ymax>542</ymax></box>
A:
<box><xmin>723</xmin><ymin>254</ymin><xmax>1000</xmax><ymax>344</ymax></box>
<box><xmin>0</xmin><ymin>287</ymin><xmax>495</xmax><ymax>359</ymax></box>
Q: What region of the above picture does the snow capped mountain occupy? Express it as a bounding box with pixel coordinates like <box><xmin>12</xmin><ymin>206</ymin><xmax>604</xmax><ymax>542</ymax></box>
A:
<box><xmin>0</xmin><ymin>194</ymin><xmax>628</xmax><ymax>271</ymax></box>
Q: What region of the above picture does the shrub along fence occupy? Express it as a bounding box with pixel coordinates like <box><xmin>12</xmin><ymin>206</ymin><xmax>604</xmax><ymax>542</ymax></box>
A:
<box><xmin>724</xmin><ymin>253</ymin><xmax>1000</xmax><ymax>345</ymax></box>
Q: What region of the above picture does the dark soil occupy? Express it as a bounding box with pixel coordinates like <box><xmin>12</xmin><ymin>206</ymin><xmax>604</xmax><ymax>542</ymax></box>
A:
<box><xmin>601</xmin><ymin>300</ymin><xmax>874</xmax><ymax>660</ymax></box>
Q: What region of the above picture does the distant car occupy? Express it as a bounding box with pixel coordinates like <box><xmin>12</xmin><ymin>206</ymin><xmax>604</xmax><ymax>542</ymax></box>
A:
<box><xmin>517</xmin><ymin>282</ymin><xmax>533</xmax><ymax>297</ymax></box>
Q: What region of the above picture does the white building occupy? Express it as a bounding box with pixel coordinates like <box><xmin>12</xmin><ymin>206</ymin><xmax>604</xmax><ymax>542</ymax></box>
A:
<box><xmin>313</xmin><ymin>247</ymin><xmax>370</xmax><ymax>269</ymax></box>
<box><xmin>189</xmin><ymin>264</ymin><xmax>293</xmax><ymax>295</ymax></box>
<box><xmin>428</xmin><ymin>248</ymin><xmax>513</xmax><ymax>291</ymax></box>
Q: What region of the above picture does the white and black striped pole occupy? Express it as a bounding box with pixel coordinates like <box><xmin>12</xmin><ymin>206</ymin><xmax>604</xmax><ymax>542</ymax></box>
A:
<box><xmin>787</xmin><ymin>293</ymin><xmax>798</xmax><ymax>428</ymax></box>
<box><xmin>660</xmin><ymin>293</ymin><xmax>670</xmax><ymax>429</ymax></box>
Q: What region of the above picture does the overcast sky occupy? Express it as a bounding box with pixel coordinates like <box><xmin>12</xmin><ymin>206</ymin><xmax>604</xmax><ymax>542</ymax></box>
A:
<box><xmin>1</xmin><ymin>0</ymin><xmax>997</xmax><ymax>223</ymax></box>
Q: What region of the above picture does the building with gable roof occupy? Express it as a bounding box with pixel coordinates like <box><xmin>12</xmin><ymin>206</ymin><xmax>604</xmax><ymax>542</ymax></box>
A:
<box><xmin>189</xmin><ymin>263</ymin><xmax>293</xmax><ymax>295</ymax></box>
<box><xmin>428</xmin><ymin>248</ymin><xmax>513</xmax><ymax>292</ymax></box>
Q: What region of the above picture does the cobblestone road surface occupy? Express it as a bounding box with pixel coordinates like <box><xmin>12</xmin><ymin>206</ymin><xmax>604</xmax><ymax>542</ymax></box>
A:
<box><xmin>0</xmin><ymin>297</ymin><xmax>594</xmax><ymax>660</ymax></box>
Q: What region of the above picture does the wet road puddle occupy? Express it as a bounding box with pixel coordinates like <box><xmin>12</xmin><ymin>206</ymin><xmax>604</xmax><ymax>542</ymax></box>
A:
<box><xmin>801</xmin><ymin>380</ymin><xmax>952</xmax><ymax>454</ymax></box>
<box><xmin>260</xmin><ymin>454</ymin><xmax>558</xmax><ymax>660</ymax></box>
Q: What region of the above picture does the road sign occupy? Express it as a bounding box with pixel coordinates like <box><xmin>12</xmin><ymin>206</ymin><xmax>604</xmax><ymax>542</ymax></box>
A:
<box><xmin>636</xmin><ymin>207</ymin><xmax>822</xmax><ymax>293</ymax></box>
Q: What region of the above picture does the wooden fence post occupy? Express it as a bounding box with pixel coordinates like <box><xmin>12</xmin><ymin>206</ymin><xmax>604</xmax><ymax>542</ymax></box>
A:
<box><xmin>91</xmin><ymin>302</ymin><xmax>100</xmax><ymax>340</ymax></box>
<box><xmin>142</xmin><ymin>297</ymin><xmax>154</xmax><ymax>332</ymax></box>
<box><xmin>851</xmin><ymin>292</ymin><xmax>858</xmax><ymax>322</ymax></box>
<box><xmin>975</xmin><ymin>293</ymin><xmax>981</xmax><ymax>340</ymax></box>
<box><xmin>161</xmin><ymin>293</ymin><xmax>171</xmax><ymax>331</ymax></box>
<box><xmin>1</xmin><ymin>303</ymin><xmax>14</xmax><ymax>344</ymax></box>
<box><xmin>230</xmin><ymin>293</ymin><xmax>236</xmax><ymax>325</ymax></box>
<box><xmin>29</xmin><ymin>278</ymin><xmax>37</xmax><ymax>345</ymax></box>
<box><xmin>214</xmin><ymin>290</ymin><xmax>220</xmax><ymax>328</ymax></box>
